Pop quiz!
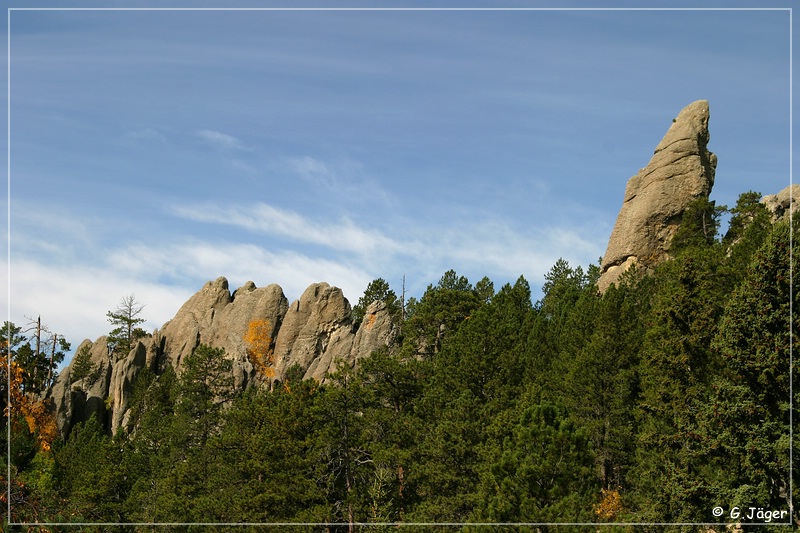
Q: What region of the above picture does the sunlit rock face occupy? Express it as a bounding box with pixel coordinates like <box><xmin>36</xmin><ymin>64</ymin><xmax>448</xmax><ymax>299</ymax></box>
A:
<box><xmin>598</xmin><ymin>100</ymin><xmax>717</xmax><ymax>293</ymax></box>
<box><xmin>761</xmin><ymin>184</ymin><xmax>800</xmax><ymax>221</ymax></box>
<box><xmin>50</xmin><ymin>277</ymin><xmax>398</xmax><ymax>437</ymax></box>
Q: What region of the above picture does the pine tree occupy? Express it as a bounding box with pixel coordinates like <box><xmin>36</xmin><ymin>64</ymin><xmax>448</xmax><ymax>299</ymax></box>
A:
<box><xmin>670</xmin><ymin>197</ymin><xmax>727</xmax><ymax>252</ymax></box>
<box><xmin>173</xmin><ymin>344</ymin><xmax>234</xmax><ymax>452</ymax></box>
<box><xmin>211</xmin><ymin>373</ymin><xmax>328</xmax><ymax>523</ymax></box>
<box><xmin>700</xmin><ymin>221</ymin><xmax>795</xmax><ymax>520</ymax></box>
<box><xmin>473</xmin><ymin>403</ymin><xmax>596</xmax><ymax>524</ymax></box>
<box><xmin>723</xmin><ymin>190</ymin><xmax>771</xmax><ymax>249</ymax></box>
<box><xmin>408</xmin><ymin>277</ymin><xmax>533</xmax><ymax>523</ymax></box>
<box><xmin>357</xmin><ymin>348</ymin><xmax>424</xmax><ymax>524</ymax></box>
<box><xmin>314</xmin><ymin>365</ymin><xmax>373</xmax><ymax>530</ymax></box>
<box><xmin>7</xmin><ymin>318</ymin><xmax>69</xmax><ymax>395</ymax></box>
<box><xmin>630</xmin><ymin>229</ymin><xmax>729</xmax><ymax>521</ymax></box>
<box><xmin>562</xmin><ymin>281</ymin><xmax>643</xmax><ymax>492</ymax></box>
<box><xmin>122</xmin><ymin>366</ymin><xmax>179</xmax><ymax>522</ymax></box>
<box><xmin>353</xmin><ymin>278</ymin><xmax>400</xmax><ymax>327</ymax></box>
<box><xmin>69</xmin><ymin>344</ymin><xmax>96</xmax><ymax>391</ymax></box>
<box><xmin>400</xmin><ymin>270</ymin><xmax>481</xmax><ymax>359</ymax></box>
<box><xmin>120</xmin><ymin>345</ymin><xmax>236</xmax><ymax>522</ymax></box>
<box><xmin>528</xmin><ymin>259</ymin><xmax>593</xmax><ymax>394</ymax></box>
<box><xmin>106</xmin><ymin>294</ymin><xmax>147</xmax><ymax>359</ymax></box>
<box><xmin>52</xmin><ymin>415</ymin><xmax>131</xmax><ymax>522</ymax></box>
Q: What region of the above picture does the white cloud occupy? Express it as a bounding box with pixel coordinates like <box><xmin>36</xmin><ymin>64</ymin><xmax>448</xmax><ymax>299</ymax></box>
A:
<box><xmin>289</xmin><ymin>156</ymin><xmax>337</xmax><ymax>189</ymax></box>
<box><xmin>3</xmin><ymin>258</ymin><xmax>193</xmax><ymax>352</ymax></box>
<box><xmin>171</xmin><ymin>200</ymin><xmax>605</xmax><ymax>297</ymax></box>
<box><xmin>229</xmin><ymin>159</ymin><xmax>260</xmax><ymax>175</ymax></box>
<box><xmin>11</xmin><ymin>202</ymin><xmax>97</xmax><ymax>253</ymax></box>
<box><xmin>172</xmin><ymin>202</ymin><xmax>408</xmax><ymax>258</ymax></box>
<box><xmin>418</xmin><ymin>219</ymin><xmax>605</xmax><ymax>289</ymax></box>
<box><xmin>3</xmin><ymin>195</ymin><xmax>605</xmax><ymax>365</ymax></box>
<box><xmin>4</xmin><ymin>240</ymin><xmax>374</xmax><ymax>360</ymax></box>
<box><xmin>105</xmin><ymin>240</ymin><xmax>372</xmax><ymax>304</ymax></box>
<box><xmin>195</xmin><ymin>129</ymin><xmax>246</xmax><ymax>150</ymax></box>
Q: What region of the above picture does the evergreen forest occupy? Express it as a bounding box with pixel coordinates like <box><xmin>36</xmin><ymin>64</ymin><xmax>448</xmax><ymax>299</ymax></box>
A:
<box><xmin>2</xmin><ymin>193</ymin><xmax>797</xmax><ymax>531</ymax></box>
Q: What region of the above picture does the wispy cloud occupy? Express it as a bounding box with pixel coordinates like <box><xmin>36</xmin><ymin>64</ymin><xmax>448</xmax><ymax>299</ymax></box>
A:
<box><xmin>5</xmin><ymin>195</ymin><xmax>606</xmax><ymax>355</ymax></box>
<box><xmin>285</xmin><ymin>156</ymin><xmax>394</xmax><ymax>208</ymax></box>
<box><xmin>289</xmin><ymin>156</ymin><xmax>338</xmax><ymax>190</ymax></box>
<box><xmin>414</xmin><ymin>219</ymin><xmax>605</xmax><ymax>289</ymax></box>
<box><xmin>10</xmin><ymin>201</ymin><xmax>100</xmax><ymax>258</ymax></box>
<box><xmin>6</xmin><ymin>237</ymin><xmax>374</xmax><ymax>350</ymax></box>
<box><xmin>170</xmin><ymin>200</ymin><xmax>606</xmax><ymax>295</ymax></box>
<box><xmin>195</xmin><ymin>129</ymin><xmax>246</xmax><ymax>150</ymax></box>
<box><xmin>105</xmin><ymin>240</ymin><xmax>372</xmax><ymax>305</ymax></box>
<box><xmin>172</xmin><ymin>202</ymin><xmax>409</xmax><ymax>258</ymax></box>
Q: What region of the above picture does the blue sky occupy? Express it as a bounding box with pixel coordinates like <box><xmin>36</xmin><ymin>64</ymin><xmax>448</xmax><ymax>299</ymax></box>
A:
<box><xmin>3</xmin><ymin>1</ymin><xmax>794</xmax><ymax>352</ymax></box>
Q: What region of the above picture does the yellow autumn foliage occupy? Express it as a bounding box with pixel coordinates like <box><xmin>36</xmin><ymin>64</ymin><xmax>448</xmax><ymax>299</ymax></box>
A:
<box><xmin>2</xmin><ymin>353</ymin><xmax>58</xmax><ymax>452</ymax></box>
<box><xmin>244</xmin><ymin>319</ymin><xmax>275</xmax><ymax>378</ymax></box>
<box><xmin>594</xmin><ymin>488</ymin><xmax>623</xmax><ymax>521</ymax></box>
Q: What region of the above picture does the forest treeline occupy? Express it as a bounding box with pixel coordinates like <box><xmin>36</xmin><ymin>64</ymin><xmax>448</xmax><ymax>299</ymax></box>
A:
<box><xmin>2</xmin><ymin>192</ymin><xmax>797</xmax><ymax>531</ymax></box>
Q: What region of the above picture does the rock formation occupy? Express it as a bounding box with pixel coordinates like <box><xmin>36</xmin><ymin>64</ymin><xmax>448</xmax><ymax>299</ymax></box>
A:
<box><xmin>597</xmin><ymin>100</ymin><xmax>717</xmax><ymax>293</ymax></box>
<box><xmin>156</xmin><ymin>277</ymin><xmax>289</xmax><ymax>390</ymax></box>
<box><xmin>761</xmin><ymin>184</ymin><xmax>800</xmax><ymax>221</ymax></box>
<box><xmin>272</xmin><ymin>282</ymin><xmax>354</xmax><ymax>380</ymax></box>
<box><xmin>109</xmin><ymin>340</ymin><xmax>150</xmax><ymax>435</ymax></box>
<box><xmin>48</xmin><ymin>278</ymin><xmax>398</xmax><ymax>437</ymax></box>
<box><xmin>272</xmin><ymin>286</ymin><xmax>398</xmax><ymax>380</ymax></box>
<box><xmin>47</xmin><ymin>337</ymin><xmax>115</xmax><ymax>437</ymax></box>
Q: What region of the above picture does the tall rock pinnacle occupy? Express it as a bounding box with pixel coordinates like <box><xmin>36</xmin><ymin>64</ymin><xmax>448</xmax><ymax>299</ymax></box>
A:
<box><xmin>597</xmin><ymin>100</ymin><xmax>717</xmax><ymax>292</ymax></box>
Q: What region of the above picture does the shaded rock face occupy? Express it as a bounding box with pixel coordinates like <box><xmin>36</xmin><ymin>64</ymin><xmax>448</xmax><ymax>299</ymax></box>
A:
<box><xmin>598</xmin><ymin>100</ymin><xmax>717</xmax><ymax>292</ymax></box>
<box><xmin>109</xmin><ymin>341</ymin><xmax>149</xmax><ymax>435</ymax></box>
<box><xmin>47</xmin><ymin>337</ymin><xmax>116</xmax><ymax>437</ymax></box>
<box><xmin>52</xmin><ymin>278</ymin><xmax>398</xmax><ymax>437</ymax></box>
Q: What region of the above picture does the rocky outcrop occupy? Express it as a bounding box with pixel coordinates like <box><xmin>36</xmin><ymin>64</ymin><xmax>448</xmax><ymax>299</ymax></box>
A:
<box><xmin>47</xmin><ymin>337</ymin><xmax>116</xmax><ymax>437</ymax></box>
<box><xmin>109</xmin><ymin>340</ymin><xmax>149</xmax><ymax>435</ymax></box>
<box><xmin>51</xmin><ymin>278</ymin><xmax>398</xmax><ymax>437</ymax></box>
<box><xmin>761</xmin><ymin>184</ymin><xmax>800</xmax><ymax>221</ymax></box>
<box><xmin>272</xmin><ymin>285</ymin><xmax>399</xmax><ymax>381</ymax></box>
<box><xmin>272</xmin><ymin>283</ymin><xmax>354</xmax><ymax>380</ymax></box>
<box><xmin>157</xmin><ymin>277</ymin><xmax>289</xmax><ymax>390</ymax></box>
<box><xmin>598</xmin><ymin>100</ymin><xmax>717</xmax><ymax>292</ymax></box>
<box><xmin>352</xmin><ymin>300</ymin><xmax>398</xmax><ymax>362</ymax></box>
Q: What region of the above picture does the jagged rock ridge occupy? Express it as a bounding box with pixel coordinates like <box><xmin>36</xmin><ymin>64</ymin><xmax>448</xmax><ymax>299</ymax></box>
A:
<box><xmin>48</xmin><ymin>278</ymin><xmax>398</xmax><ymax>437</ymax></box>
<box><xmin>597</xmin><ymin>100</ymin><xmax>717</xmax><ymax>292</ymax></box>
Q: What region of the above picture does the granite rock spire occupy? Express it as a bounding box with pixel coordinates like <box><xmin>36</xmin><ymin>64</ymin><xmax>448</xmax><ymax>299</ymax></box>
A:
<box><xmin>597</xmin><ymin>100</ymin><xmax>717</xmax><ymax>292</ymax></box>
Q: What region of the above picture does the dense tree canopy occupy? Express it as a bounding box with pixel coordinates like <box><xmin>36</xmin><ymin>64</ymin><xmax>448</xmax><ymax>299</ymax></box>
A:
<box><xmin>7</xmin><ymin>191</ymin><xmax>796</xmax><ymax>530</ymax></box>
